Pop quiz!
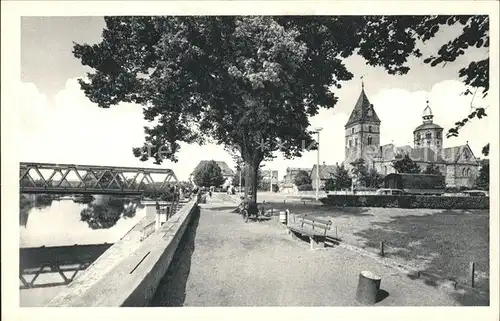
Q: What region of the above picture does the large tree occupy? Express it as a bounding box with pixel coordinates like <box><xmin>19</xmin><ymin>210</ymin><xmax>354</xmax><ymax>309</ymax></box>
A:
<box><xmin>73</xmin><ymin>16</ymin><xmax>489</xmax><ymax>202</ymax></box>
<box><xmin>232</xmin><ymin>165</ymin><xmax>263</xmax><ymax>189</ymax></box>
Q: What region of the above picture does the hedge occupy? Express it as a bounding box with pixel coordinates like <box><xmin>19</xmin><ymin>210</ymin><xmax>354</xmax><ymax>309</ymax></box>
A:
<box><xmin>320</xmin><ymin>195</ymin><xmax>489</xmax><ymax>209</ymax></box>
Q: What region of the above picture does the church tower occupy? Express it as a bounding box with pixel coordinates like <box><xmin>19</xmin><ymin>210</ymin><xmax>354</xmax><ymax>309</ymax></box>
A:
<box><xmin>413</xmin><ymin>100</ymin><xmax>443</xmax><ymax>152</ymax></box>
<box><xmin>345</xmin><ymin>82</ymin><xmax>381</xmax><ymax>170</ymax></box>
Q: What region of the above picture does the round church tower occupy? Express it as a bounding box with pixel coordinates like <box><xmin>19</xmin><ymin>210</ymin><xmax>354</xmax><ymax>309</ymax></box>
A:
<box><xmin>413</xmin><ymin>100</ymin><xmax>443</xmax><ymax>152</ymax></box>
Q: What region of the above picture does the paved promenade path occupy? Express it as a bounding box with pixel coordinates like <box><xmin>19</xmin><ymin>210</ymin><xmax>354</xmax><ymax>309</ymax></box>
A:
<box><xmin>151</xmin><ymin>195</ymin><xmax>468</xmax><ymax>306</ymax></box>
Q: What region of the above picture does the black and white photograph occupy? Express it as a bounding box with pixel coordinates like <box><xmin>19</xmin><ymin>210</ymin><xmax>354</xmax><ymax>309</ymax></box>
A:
<box><xmin>1</xmin><ymin>1</ymin><xmax>499</xmax><ymax>320</ymax></box>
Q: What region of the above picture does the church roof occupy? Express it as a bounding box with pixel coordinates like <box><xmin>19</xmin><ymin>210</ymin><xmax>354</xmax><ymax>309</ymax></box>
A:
<box><xmin>414</xmin><ymin>122</ymin><xmax>443</xmax><ymax>132</ymax></box>
<box><xmin>345</xmin><ymin>88</ymin><xmax>381</xmax><ymax>127</ymax></box>
<box><xmin>377</xmin><ymin>144</ymin><xmax>477</xmax><ymax>165</ymax></box>
<box><xmin>423</xmin><ymin>105</ymin><xmax>433</xmax><ymax>117</ymax></box>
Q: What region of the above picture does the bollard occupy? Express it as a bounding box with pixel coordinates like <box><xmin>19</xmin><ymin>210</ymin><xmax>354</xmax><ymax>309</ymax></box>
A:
<box><xmin>279</xmin><ymin>210</ymin><xmax>287</xmax><ymax>225</ymax></box>
<box><xmin>469</xmin><ymin>261</ymin><xmax>475</xmax><ymax>288</ymax></box>
<box><xmin>356</xmin><ymin>271</ymin><xmax>382</xmax><ymax>305</ymax></box>
<box><xmin>380</xmin><ymin>241</ymin><xmax>385</xmax><ymax>257</ymax></box>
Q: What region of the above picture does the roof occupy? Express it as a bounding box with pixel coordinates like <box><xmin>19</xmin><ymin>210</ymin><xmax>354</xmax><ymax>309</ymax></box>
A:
<box><xmin>310</xmin><ymin>164</ymin><xmax>338</xmax><ymax>180</ymax></box>
<box><xmin>191</xmin><ymin>160</ymin><xmax>235</xmax><ymax>177</ymax></box>
<box><xmin>286</xmin><ymin>167</ymin><xmax>311</xmax><ymax>173</ymax></box>
<box><xmin>413</xmin><ymin>123</ymin><xmax>443</xmax><ymax>132</ymax></box>
<box><xmin>423</xmin><ymin>105</ymin><xmax>433</xmax><ymax>117</ymax></box>
<box><xmin>442</xmin><ymin>145</ymin><xmax>477</xmax><ymax>164</ymax></box>
<box><xmin>345</xmin><ymin>88</ymin><xmax>381</xmax><ymax>127</ymax></box>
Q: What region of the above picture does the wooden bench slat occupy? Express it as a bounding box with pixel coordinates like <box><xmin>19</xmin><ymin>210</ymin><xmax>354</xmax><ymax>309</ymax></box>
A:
<box><xmin>302</xmin><ymin>221</ymin><xmax>331</xmax><ymax>230</ymax></box>
<box><xmin>297</xmin><ymin>214</ymin><xmax>331</xmax><ymax>226</ymax></box>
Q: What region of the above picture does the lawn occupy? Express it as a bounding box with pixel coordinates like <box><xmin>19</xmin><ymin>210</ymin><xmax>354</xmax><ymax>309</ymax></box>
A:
<box><xmin>259</xmin><ymin>200</ymin><xmax>490</xmax><ymax>293</ymax></box>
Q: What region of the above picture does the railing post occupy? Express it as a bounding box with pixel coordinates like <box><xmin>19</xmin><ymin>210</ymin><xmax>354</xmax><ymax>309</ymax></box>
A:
<box><xmin>155</xmin><ymin>201</ymin><xmax>161</xmax><ymax>231</ymax></box>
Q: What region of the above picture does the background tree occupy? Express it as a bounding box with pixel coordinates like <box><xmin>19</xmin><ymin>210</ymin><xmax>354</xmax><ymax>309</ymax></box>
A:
<box><xmin>324</xmin><ymin>163</ymin><xmax>352</xmax><ymax>191</ymax></box>
<box><xmin>73</xmin><ymin>16</ymin><xmax>489</xmax><ymax>204</ymax></box>
<box><xmin>294</xmin><ymin>170</ymin><xmax>313</xmax><ymax>187</ymax></box>
<box><xmin>350</xmin><ymin>158</ymin><xmax>369</xmax><ymax>188</ymax></box>
<box><xmin>422</xmin><ymin>163</ymin><xmax>443</xmax><ymax>175</ymax></box>
<box><xmin>474</xmin><ymin>163</ymin><xmax>489</xmax><ymax>191</ymax></box>
<box><xmin>392</xmin><ymin>154</ymin><xmax>421</xmax><ymax>174</ymax></box>
<box><xmin>193</xmin><ymin>160</ymin><xmax>225</xmax><ymax>187</ymax></box>
<box><xmin>363</xmin><ymin>167</ymin><xmax>384</xmax><ymax>188</ymax></box>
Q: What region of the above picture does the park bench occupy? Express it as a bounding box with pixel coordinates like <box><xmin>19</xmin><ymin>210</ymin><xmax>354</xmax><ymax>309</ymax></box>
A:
<box><xmin>287</xmin><ymin>214</ymin><xmax>333</xmax><ymax>249</ymax></box>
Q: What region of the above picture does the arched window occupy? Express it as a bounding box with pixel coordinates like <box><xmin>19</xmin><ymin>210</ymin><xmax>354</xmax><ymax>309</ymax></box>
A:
<box><xmin>462</xmin><ymin>168</ymin><xmax>467</xmax><ymax>176</ymax></box>
<box><xmin>349</xmin><ymin>140</ymin><xmax>352</xmax><ymax>148</ymax></box>
<box><xmin>466</xmin><ymin>168</ymin><xmax>471</xmax><ymax>177</ymax></box>
<box><xmin>426</xmin><ymin>132</ymin><xmax>432</xmax><ymax>140</ymax></box>
<box><xmin>416</xmin><ymin>133</ymin><xmax>421</xmax><ymax>141</ymax></box>
<box><xmin>369</xmin><ymin>126</ymin><xmax>372</xmax><ymax>133</ymax></box>
<box><xmin>437</xmin><ymin>131</ymin><xmax>442</xmax><ymax>139</ymax></box>
<box><xmin>352</xmin><ymin>128</ymin><xmax>354</xmax><ymax>134</ymax></box>
<box><xmin>368</xmin><ymin>136</ymin><xmax>372</xmax><ymax>145</ymax></box>
<box><xmin>355</xmin><ymin>138</ymin><xmax>358</xmax><ymax>146</ymax></box>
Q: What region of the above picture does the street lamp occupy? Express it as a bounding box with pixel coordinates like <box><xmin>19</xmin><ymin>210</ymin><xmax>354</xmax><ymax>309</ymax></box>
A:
<box><xmin>311</xmin><ymin>127</ymin><xmax>323</xmax><ymax>200</ymax></box>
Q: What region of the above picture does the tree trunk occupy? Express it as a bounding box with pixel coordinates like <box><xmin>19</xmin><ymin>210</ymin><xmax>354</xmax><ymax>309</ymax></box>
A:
<box><xmin>245</xmin><ymin>161</ymin><xmax>259</xmax><ymax>202</ymax></box>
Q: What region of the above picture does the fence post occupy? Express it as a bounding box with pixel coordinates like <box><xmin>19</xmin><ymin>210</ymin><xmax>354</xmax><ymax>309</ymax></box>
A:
<box><xmin>469</xmin><ymin>261</ymin><xmax>475</xmax><ymax>288</ymax></box>
<box><xmin>380</xmin><ymin>241</ymin><xmax>385</xmax><ymax>257</ymax></box>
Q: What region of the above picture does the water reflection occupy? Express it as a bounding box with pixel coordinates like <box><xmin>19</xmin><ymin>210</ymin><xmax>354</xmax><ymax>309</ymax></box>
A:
<box><xmin>20</xmin><ymin>196</ymin><xmax>145</xmax><ymax>247</ymax></box>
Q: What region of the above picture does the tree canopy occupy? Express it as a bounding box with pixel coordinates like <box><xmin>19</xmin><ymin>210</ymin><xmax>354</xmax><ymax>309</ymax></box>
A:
<box><xmin>193</xmin><ymin>160</ymin><xmax>225</xmax><ymax>187</ymax></box>
<box><xmin>294</xmin><ymin>170</ymin><xmax>312</xmax><ymax>187</ymax></box>
<box><xmin>363</xmin><ymin>167</ymin><xmax>384</xmax><ymax>188</ymax></box>
<box><xmin>393</xmin><ymin>154</ymin><xmax>421</xmax><ymax>174</ymax></box>
<box><xmin>73</xmin><ymin>15</ymin><xmax>489</xmax><ymax>201</ymax></box>
<box><xmin>474</xmin><ymin>163</ymin><xmax>489</xmax><ymax>191</ymax></box>
<box><xmin>324</xmin><ymin>163</ymin><xmax>351</xmax><ymax>191</ymax></box>
<box><xmin>422</xmin><ymin>163</ymin><xmax>443</xmax><ymax>175</ymax></box>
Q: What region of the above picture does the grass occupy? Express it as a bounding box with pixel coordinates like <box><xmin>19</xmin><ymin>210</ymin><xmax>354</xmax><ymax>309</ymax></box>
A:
<box><xmin>259</xmin><ymin>198</ymin><xmax>490</xmax><ymax>293</ymax></box>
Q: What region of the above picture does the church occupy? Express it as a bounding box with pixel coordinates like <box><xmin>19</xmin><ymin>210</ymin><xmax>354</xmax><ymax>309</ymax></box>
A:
<box><xmin>344</xmin><ymin>83</ymin><xmax>481</xmax><ymax>188</ymax></box>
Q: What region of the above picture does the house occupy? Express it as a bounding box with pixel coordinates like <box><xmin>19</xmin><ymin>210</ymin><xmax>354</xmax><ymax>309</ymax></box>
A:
<box><xmin>310</xmin><ymin>162</ymin><xmax>339</xmax><ymax>189</ymax></box>
<box><xmin>190</xmin><ymin>160</ymin><xmax>235</xmax><ymax>188</ymax></box>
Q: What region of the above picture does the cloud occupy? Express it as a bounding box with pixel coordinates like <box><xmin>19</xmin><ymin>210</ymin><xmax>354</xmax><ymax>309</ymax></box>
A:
<box><xmin>19</xmin><ymin>79</ymin><xmax>489</xmax><ymax>183</ymax></box>
<box><xmin>18</xmin><ymin>79</ymin><xmax>233</xmax><ymax>181</ymax></box>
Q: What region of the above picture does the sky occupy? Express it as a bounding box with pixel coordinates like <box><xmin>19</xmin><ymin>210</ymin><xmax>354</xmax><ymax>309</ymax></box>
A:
<box><xmin>20</xmin><ymin>16</ymin><xmax>490</xmax><ymax>181</ymax></box>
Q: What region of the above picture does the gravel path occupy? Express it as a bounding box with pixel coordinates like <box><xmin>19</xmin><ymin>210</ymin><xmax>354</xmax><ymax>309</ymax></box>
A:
<box><xmin>150</xmin><ymin>197</ymin><xmax>470</xmax><ymax>306</ymax></box>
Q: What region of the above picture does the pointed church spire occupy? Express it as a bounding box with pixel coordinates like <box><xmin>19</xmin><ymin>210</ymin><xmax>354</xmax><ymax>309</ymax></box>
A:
<box><xmin>345</xmin><ymin>78</ymin><xmax>380</xmax><ymax>127</ymax></box>
<box><xmin>422</xmin><ymin>99</ymin><xmax>434</xmax><ymax>124</ymax></box>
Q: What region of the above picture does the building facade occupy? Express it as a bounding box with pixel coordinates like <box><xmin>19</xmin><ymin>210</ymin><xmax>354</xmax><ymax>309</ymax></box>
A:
<box><xmin>344</xmin><ymin>85</ymin><xmax>481</xmax><ymax>188</ymax></box>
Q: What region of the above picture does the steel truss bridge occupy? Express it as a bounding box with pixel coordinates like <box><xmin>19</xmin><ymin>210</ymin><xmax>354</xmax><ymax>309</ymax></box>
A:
<box><xmin>20</xmin><ymin>162</ymin><xmax>178</xmax><ymax>195</ymax></box>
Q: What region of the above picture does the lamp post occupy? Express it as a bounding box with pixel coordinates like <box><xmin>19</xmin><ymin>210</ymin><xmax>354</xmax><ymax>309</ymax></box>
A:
<box><xmin>239</xmin><ymin>163</ymin><xmax>243</xmax><ymax>194</ymax></box>
<box><xmin>312</xmin><ymin>127</ymin><xmax>323</xmax><ymax>200</ymax></box>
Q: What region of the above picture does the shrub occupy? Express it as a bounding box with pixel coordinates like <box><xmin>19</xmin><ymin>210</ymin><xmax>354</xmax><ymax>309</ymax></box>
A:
<box><xmin>321</xmin><ymin>195</ymin><xmax>489</xmax><ymax>209</ymax></box>
<box><xmin>297</xmin><ymin>184</ymin><xmax>313</xmax><ymax>191</ymax></box>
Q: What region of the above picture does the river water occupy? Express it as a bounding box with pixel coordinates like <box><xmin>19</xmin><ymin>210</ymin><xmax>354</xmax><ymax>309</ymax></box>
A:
<box><xmin>20</xmin><ymin>199</ymin><xmax>146</xmax><ymax>248</ymax></box>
